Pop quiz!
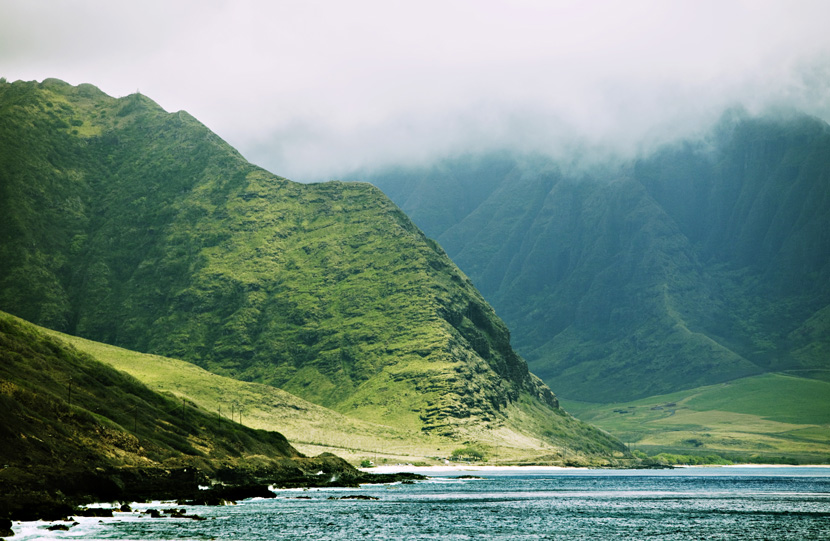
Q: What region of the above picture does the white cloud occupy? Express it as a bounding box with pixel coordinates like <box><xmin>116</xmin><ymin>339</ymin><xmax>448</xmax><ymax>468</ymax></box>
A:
<box><xmin>3</xmin><ymin>0</ymin><xmax>830</xmax><ymax>180</ymax></box>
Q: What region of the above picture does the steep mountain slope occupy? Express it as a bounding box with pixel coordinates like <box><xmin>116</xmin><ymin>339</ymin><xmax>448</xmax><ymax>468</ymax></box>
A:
<box><xmin>360</xmin><ymin>111</ymin><xmax>830</xmax><ymax>403</ymax></box>
<box><xmin>0</xmin><ymin>78</ymin><xmax>623</xmax><ymax>458</ymax></box>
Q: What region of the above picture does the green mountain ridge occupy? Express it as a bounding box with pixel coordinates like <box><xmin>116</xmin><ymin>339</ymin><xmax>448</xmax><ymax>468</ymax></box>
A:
<box><xmin>0</xmin><ymin>78</ymin><xmax>623</xmax><ymax>458</ymax></box>
<box><xmin>357</xmin><ymin>110</ymin><xmax>830</xmax><ymax>404</ymax></box>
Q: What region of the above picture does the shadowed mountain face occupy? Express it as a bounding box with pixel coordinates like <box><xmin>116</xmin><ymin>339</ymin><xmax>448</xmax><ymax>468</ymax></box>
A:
<box><xmin>0</xmin><ymin>78</ymin><xmax>623</xmax><ymax>455</ymax></box>
<box><xmin>0</xmin><ymin>311</ymin><xmax>301</xmax><ymax>466</ymax></box>
<box><xmin>360</xmin><ymin>111</ymin><xmax>830</xmax><ymax>402</ymax></box>
<box><xmin>0</xmin><ymin>310</ymin><xmax>304</xmax><ymax>518</ymax></box>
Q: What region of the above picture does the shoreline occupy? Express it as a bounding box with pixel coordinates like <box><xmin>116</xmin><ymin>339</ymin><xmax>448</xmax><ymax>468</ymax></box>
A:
<box><xmin>361</xmin><ymin>463</ymin><xmax>830</xmax><ymax>474</ymax></box>
<box><xmin>362</xmin><ymin>465</ymin><xmax>583</xmax><ymax>474</ymax></box>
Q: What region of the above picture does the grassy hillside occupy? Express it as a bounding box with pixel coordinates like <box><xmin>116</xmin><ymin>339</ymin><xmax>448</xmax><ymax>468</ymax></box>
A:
<box><xmin>561</xmin><ymin>373</ymin><xmax>830</xmax><ymax>463</ymax></box>
<box><xmin>43</xmin><ymin>321</ymin><xmax>427</xmax><ymax>461</ymax></box>
<box><xmin>34</xmin><ymin>316</ymin><xmax>619</xmax><ymax>464</ymax></box>
<box><xmin>360</xmin><ymin>112</ymin><xmax>830</xmax><ymax>403</ymax></box>
<box><xmin>0</xmin><ymin>78</ymin><xmax>624</xmax><ymax>459</ymax></box>
<box><xmin>0</xmin><ymin>310</ymin><xmax>305</xmax><ymax>517</ymax></box>
<box><xmin>0</xmin><ymin>311</ymin><xmax>298</xmax><ymax>463</ymax></box>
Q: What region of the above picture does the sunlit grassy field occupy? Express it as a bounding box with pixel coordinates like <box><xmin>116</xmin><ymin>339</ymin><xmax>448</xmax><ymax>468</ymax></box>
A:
<box><xmin>561</xmin><ymin>373</ymin><xmax>830</xmax><ymax>463</ymax></box>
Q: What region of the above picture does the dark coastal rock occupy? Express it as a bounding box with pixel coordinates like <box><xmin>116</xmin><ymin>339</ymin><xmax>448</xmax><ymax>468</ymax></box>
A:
<box><xmin>357</xmin><ymin>472</ymin><xmax>426</xmax><ymax>485</ymax></box>
<box><xmin>0</xmin><ymin>455</ymin><xmax>426</xmax><ymax>521</ymax></box>
<box><xmin>0</xmin><ymin>492</ymin><xmax>75</xmax><ymax>523</ymax></box>
<box><xmin>162</xmin><ymin>508</ymin><xmax>187</xmax><ymax>516</ymax></box>
<box><xmin>158</xmin><ymin>508</ymin><xmax>206</xmax><ymax>521</ymax></box>
<box><xmin>0</xmin><ymin>517</ymin><xmax>13</xmax><ymax>537</ymax></box>
<box><xmin>139</xmin><ymin>507</ymin><xmax>206</xmax><ymax>521</ymax></box>
<box><xmin>112</xmin><ymin>467</ymin><xmax>207</xmax><ymax>502</ymax></box>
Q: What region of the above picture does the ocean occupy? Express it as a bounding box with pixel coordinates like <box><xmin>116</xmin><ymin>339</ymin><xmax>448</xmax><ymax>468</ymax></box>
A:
<box><xmin>12</xmin><ymin>467</ymin><xmax>830</xmax><ymax>540</ymax></box>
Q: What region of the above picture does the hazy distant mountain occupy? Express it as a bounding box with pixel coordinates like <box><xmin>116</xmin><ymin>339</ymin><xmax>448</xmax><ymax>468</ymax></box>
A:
<box><xmin>0</xmin><ymin>78</ymin><xmax>623</xmax><ymax>458</ymax></box>
<box><xmin>359</xmin><ymin>110</ymin><xmax>830</xmax><ymax>402</ymax></box>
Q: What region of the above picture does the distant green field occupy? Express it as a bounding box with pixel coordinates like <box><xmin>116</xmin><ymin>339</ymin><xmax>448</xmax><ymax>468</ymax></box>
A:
<box><xmin>561</xmin><ymin>373</ymin><xmax>830</xmax><ymax>463</ymax></box>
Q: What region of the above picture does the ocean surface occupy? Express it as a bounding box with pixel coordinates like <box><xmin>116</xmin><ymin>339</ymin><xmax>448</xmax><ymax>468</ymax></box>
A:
<box><xmin>12</xmin><ymin>467</ymin><xmax>830</xmax><ymax>540</ymax></box>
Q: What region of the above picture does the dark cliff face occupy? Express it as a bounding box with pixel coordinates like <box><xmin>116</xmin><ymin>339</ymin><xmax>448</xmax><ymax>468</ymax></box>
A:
<box><xmin>362</xmin><ymin>111</ymin><xmax>830</xmax><ymax>402</ymax></box>
<box><xmin>0</xmin><ymin>79</ymin><xmax>617</xmax><ymax>453</ymax></box>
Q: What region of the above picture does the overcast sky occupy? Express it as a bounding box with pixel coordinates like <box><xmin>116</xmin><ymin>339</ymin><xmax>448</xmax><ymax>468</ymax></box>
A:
<box><xmin>3</xmin><ymin>0</ymin><xmax>830</xmax><ymax>181</ymax></box>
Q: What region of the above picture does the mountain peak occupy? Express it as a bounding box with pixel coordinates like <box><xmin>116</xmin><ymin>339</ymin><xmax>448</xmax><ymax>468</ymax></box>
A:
<box><xmin>0</xmin><ymin>79</ymin><xmax>624</xmax><ymax>459</ymax></box>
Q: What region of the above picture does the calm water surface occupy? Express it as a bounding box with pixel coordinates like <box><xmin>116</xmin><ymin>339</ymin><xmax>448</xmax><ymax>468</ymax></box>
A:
<box><xmin>14</xmin><ymin>467</ymin><xmax>830</xmax><ymax>540</ymax></box>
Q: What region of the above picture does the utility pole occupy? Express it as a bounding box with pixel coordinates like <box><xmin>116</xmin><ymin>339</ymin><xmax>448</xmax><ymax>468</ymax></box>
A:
<box><xmin>67</xmin><ymin>376</ymin><xmax>72</xmax><ymax>408</ymax></box>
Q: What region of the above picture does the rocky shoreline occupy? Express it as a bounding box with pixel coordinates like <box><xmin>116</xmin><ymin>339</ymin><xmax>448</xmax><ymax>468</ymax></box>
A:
<box><xmin>0</xmin><ymin>453</ymin><xmax>425</xmax><ymax>523</ymax></box>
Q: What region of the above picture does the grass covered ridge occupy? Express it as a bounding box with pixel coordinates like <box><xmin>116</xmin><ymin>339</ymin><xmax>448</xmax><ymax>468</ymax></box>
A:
<box><xmin>0</xmin><ymin>310</ymin><xmax>310</xmax><ymax>517</ymax></box>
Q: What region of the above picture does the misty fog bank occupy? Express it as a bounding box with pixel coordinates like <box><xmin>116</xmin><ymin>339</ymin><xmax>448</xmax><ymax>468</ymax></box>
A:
<box><xmin>322</xmin><ymin>105</ymin><xmax>829</xmax><ymax>186</ymax></box>
<box><xmin>4</xmin><ymin>1</ymin><xmax>830</xmax><ymax>185</ymax></box>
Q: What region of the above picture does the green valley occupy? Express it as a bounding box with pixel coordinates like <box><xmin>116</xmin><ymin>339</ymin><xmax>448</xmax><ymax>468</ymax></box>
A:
<box><xmin>562</xmin><ymin>373</ymin><xmax>830</xmax><ymax>463</ymax></box>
